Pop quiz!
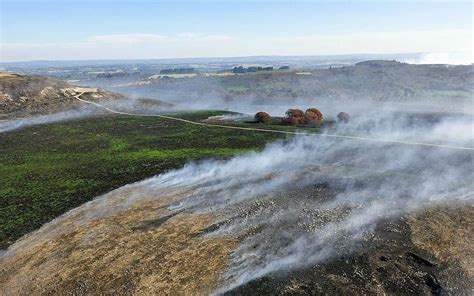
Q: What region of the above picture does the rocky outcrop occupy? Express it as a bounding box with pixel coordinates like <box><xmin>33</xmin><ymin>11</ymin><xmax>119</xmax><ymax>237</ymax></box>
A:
<box><xmin>0</xmin><ymin>74</ymin><xmax>123</xmax><ymax>119</ymax></box>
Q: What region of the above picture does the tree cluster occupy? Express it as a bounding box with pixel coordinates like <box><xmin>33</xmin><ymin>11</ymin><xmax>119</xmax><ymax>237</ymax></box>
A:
<box><xmin>160</xmin><ymin>68</ymin><xmax>195</xmax><ymax>74</ymax></box>
<box><xmin>233</xmin><ymin>66</ymin><xmax>274</xmax><ymax>73</ymax></box>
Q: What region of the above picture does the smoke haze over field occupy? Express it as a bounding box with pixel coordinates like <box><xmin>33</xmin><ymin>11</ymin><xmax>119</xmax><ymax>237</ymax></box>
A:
<box><xmin>401</xmin><ymin>51</ymin><xmax>473</xmax><ymax>65</ymax></box>
<box><xmin>1</xmin><ymin>1</ymin><xmax>473</xmax><ymax>293</ymax></box>
<box><xmin>0</xmin><ymin>97</ymin><xmax>178</xmax><ymax>133</ymax></box>
<box><xmin>146</xmin><ymin>112</ymin><xmax>473</xmax><ymax>291</ymax></box>
<box><xmin>76</xmin><ymin>61</ymin><xmax>472</xmax><ymax>118</ymax></box>
<box><xmin>0</xmin><ymin>108</ymin><xmax>100</xmax><ymax>133</ymax></box>
<box><xmin>3</xmin><ymin>108</ymin><xmax>473</xmax><ymax>293</ymax></box>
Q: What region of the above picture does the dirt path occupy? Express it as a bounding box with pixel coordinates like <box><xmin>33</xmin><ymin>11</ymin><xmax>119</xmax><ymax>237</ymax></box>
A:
<box><xmin>74</xmin><ymin>92</ymin><xmax>474</xmax><ymax>151</ymax></box>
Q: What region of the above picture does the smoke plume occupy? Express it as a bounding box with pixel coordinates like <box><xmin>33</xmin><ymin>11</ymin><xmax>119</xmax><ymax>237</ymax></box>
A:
<box><xmin>2</xmin><ymin>109</ymin><xmax>473</xmax><ymax>294</ymax></box>
<box><xmin>0</xmin><ymin>108</ymin><xmax>100</xmax><ymax>133</ymax></box>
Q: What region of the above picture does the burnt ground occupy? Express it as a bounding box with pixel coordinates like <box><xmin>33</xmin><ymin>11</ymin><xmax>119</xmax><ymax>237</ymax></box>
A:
<box><xmin>0</xmin><ymin>176</ymin><xmax>472</xmax><ymax>295</ymax></box>
<box><xmin>225</xmin><ymin>206</ymin><xmax>473</xmax><ymax>296</ymax></box>
<box><xmin>218</xmin><ymin>178</ymin><xmax>473</xmax><ymax>296</ymax></box>
<box><xmin>1</xmin><ymin>111</ymin><xmax>472</xmax><ymax>295</ymax></box>
<box><xmin>227</xmin><ymin>218</ymin><xmax>447</xmax><ymax>295</ymax></box>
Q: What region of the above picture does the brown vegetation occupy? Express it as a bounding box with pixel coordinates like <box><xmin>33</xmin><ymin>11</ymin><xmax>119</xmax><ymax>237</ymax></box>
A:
<box><xmin>254</xmin><ymin>111</ymin><xmax>271</xmax><ymax>123</ymax></box>
<box><xmin>0</xmin><ymin>196</ymin><xmax>236</xmax><ymax>295</ymax></box>
<box><xmin>283</xmin><ymin>109</ymin><xmax>305</xmax><ymax>125</ymax></box>
<box><xmin>409</xmin><ymin>205</ymin><xmax>474</xmax><ymax>281</ymax></box>
<box><xmin>304</xmin><ymin>108</ymin><xmax>324</xmax><ymax>125</ymax></box>
<box><xmin>282</xmin><ymin>108</ymin><xmax>324</xmax><ymax>126</ymax></box>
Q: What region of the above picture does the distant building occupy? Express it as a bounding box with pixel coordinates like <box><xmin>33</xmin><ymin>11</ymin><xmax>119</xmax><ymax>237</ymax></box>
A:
<box><xmin>279</xmin><ymin>66</ymin><xmax>290</xmax><ymax>70</ymax></box>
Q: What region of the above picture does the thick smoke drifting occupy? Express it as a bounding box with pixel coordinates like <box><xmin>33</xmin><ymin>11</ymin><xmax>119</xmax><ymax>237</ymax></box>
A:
<box><xmin>401</xmin><ymin>51</ymin><xmax>473</xmax><ymax>65</ymax></box>
<box><xmin>2</xmin><ymin>110</ymin><xmax>473</xmax><ymax>293</ymax></box>
<box><xmin>147</xmin><ymin>112</ymin><xmax>473</xmax><ymax>292</ymax></box>
<box><xmin>0</xmin><ymin>108</ymin><xmax>100</xmax><ymax>133</ymax></box>
<box><xmin>0</xmin><ymin>98</ymin><xmax>178</xmax><ymax>133</ymax></box>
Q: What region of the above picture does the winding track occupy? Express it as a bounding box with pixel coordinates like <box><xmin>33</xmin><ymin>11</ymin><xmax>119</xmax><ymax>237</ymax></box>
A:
<box><xmin>74</xmin><ymin>92</ymin><xmax>474</xmax><ymax>151</ymax></box>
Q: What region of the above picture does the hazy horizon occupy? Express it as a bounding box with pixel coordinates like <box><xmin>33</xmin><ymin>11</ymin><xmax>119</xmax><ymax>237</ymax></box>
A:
<box><xmin>1</xmin><ymin>51</ymin><xmax>472</xmax><ymax>66</ymax></box>
<box><xmin>1</xmin><ymin>1</ymin><xmax>472</xmax><ymax>63</ymax></box>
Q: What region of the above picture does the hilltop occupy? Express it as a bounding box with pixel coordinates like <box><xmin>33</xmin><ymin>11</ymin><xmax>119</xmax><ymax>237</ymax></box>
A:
<box><xmin>0</xmin><ymin>74</ymin><xmax>116</xmax><ymax>119</ymax></box>
<box><xmin>0</xmin><ymin>73</ymin><xmax>172</xmax><ymax>120</ymax></box>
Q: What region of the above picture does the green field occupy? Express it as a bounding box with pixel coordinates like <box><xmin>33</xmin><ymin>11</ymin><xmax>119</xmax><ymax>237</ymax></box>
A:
<box><xmin>0</xmin><ymin>111</ymin><xmax>289</xmax><ymax>248</ymax></box>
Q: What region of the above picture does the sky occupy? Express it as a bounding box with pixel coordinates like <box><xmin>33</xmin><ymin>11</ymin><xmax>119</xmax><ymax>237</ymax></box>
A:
<box><xmin>0</xmin><ymin>1</ymin><xmax>472</xmax><ymax>62</ymax></box>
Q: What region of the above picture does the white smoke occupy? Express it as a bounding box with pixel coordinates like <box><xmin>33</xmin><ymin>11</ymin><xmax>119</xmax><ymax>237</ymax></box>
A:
<box><xmin>134</xmin><ymin>111</ymin><xmax>473</xmax><ymax>292</ymax></box>
<box><xmin>402</xmin><ymin>51</ymin><xmax>473</xmax><ymax>65</ymax></box>
<box><xmin>2</xmin><ymin>109</ymin><xmax>473</xmax><ymax>293</ymax></box>
<box><xmin>0</xmin><ymin>98</ymin><xmax>178</xmax><ymax>133</ymax></box>
<box><xmin>0</xmin><ymin>107</ymin><xmax>100</xmax><ymax>133</ymax></box>
<box><xmin>139</xmin><ymin>113</ymin><xmax>473</xmax><ymax>292</ymax></box>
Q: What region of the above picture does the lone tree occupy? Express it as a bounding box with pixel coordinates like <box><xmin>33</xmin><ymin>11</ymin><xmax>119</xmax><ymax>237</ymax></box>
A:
<box><xmin>337</xmin><ymin>112</ymin><xmax>350</xmax><ymax>123</ymax></box>
<box><xmin>283</xmin><ymin>109</ymin><xmax>305</xmax><ymax>125</ymax></box>
<box><xmin>254</xmin><ymin>111</ymin><xmax>271</xmax><ymax>123</ymax></box>
<box><xmin>304</xmin><ymin>108</ymin><xmax>324</xmax><ymax>125</ymax></box>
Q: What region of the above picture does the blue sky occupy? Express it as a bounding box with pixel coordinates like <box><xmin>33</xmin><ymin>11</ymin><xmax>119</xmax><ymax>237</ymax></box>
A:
<box><xmin>1</xmin><ymin>1</ymin><xmax>472</xmax><ymax>61</ymax></box>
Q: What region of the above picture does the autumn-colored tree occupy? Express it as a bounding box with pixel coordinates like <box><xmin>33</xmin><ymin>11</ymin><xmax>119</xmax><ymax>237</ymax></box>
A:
<box><xmin>304</xmin><ymin>108</ymin><xmax>324</xmax><ymax>125</ymax></box>
<box><xmin>254</xmin><ymin>111</ymin><xmax>271</xmax><ymax>123</ymax></box>
<box><xmin>283</xmin><ymin>109</ymin><xmax>305</xmax><ymax>125</ymax></box>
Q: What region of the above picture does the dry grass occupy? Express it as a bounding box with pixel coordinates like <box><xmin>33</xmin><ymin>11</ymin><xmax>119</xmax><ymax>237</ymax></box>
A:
<box><xmin>0</xmin><ymin>197</ymin><xmax>237</xmax><ymax>295</ymax></box>
<box><xmin>409</xmin><ymin>205</ymin><xmax>474</xmax><ymax>277</ymax></box>
<box><xmin>0</xmin><ymin>73</ymin><xmax>18</xmax><ymax>78</ymax></box>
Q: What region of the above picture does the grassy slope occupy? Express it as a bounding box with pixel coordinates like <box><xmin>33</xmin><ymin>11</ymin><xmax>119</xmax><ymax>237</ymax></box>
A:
<box><xmin>0</xmin><ymin>111</ymin><xmax>285</xmax><ymax>248</ymax></box>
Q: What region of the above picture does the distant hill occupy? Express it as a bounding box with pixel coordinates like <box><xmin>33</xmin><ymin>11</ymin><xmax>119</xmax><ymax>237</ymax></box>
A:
<box><xmin>354</xmin><ymin>60</ymin><xmax>404</xmax><ymax>67</ymax></box>
<box><xmin>105</xmin><ymin>61</ymin><xmax>473</xmax><ymax>111</ymax></box>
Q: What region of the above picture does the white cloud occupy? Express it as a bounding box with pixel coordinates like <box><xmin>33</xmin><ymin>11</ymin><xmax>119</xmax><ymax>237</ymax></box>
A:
<box><xmin>0</xmin><ymin>32</ymin><xmax>233</xmax><ymax>61</ymax></box>
<box><xmin>174</xmin><ymin>32</ymin><xmax>231</xmax><ymax>41</ymax></box>
<box><xmin>0</xmin><ymin>30</ymin><xmax>471</xmax><ymax>62</ymax></box>
<box><xmin>88</xmin><ymin>33</ymin><xmax>166</xmax><ymax>44</ymax></box>
<box><xmin>84</xmin><ymin>33</ymin><xmax>230</xmax><ymax>44</ymax></box>
<box><xmin>268</xmin><ymin>30</ymin><xmax>472</xmax><ymax>56</ymax></box>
